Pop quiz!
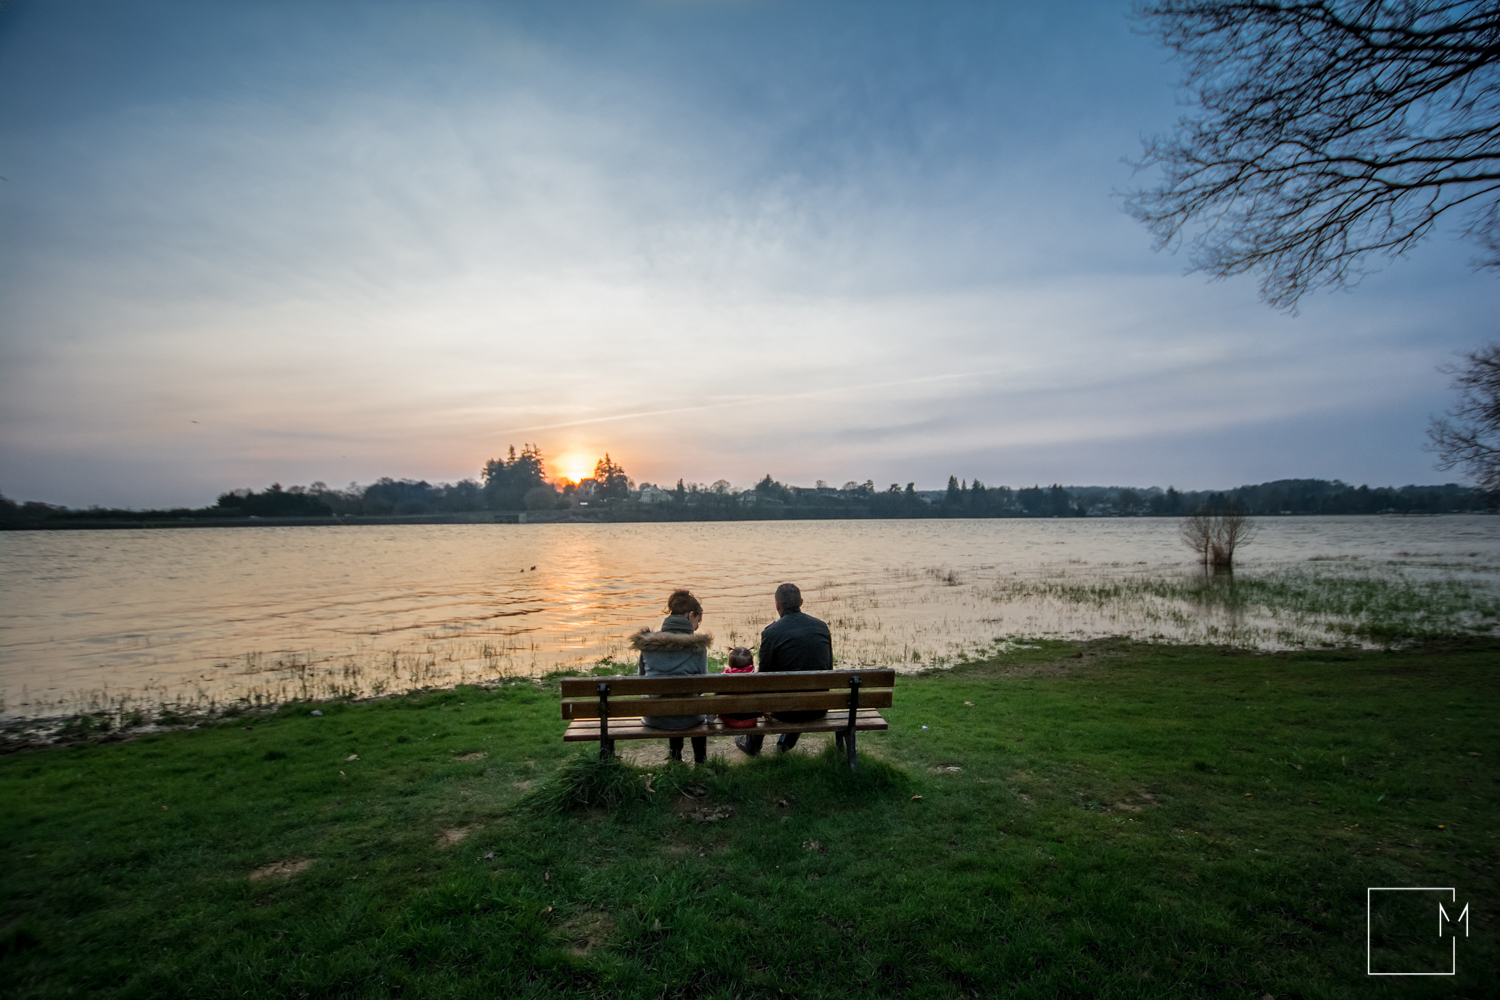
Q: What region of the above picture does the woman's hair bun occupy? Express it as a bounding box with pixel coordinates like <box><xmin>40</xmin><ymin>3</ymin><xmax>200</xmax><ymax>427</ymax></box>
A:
<box><xmin>666</xmin><ymin>589</ymin><xmax>702</xmax><ymax>616</ymax></box>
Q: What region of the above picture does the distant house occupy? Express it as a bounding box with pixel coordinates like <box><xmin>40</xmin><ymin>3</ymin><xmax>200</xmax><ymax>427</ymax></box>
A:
<box><xmin>638</xmin><ymin>483</ymin><xmax>667</xmax><ymax>504</ymax></box>
<box><xmin>575</xmin><ymin>479</ymin><xmax>597</xmax><ymax>498</ymax></box>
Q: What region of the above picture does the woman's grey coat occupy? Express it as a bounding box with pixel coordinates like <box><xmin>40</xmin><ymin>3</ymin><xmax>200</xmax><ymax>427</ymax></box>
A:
<box><xmin>630</xmin><ymin>615</ymin><xmax>712</xmax><ymax>730</ymax></box>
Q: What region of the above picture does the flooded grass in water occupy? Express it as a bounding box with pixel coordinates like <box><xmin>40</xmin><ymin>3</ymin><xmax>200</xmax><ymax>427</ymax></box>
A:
<box><xmin>983</xmin><ymin>564</ymin><xmax>1500</xmax><ymax>648</ymax></box>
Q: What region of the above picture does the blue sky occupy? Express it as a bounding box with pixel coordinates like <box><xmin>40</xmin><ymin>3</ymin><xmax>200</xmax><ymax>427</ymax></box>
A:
<box><xmin>1</xmin><ymin>0</ymin><xmax>1494</xmax><ymax>508</ymax></box>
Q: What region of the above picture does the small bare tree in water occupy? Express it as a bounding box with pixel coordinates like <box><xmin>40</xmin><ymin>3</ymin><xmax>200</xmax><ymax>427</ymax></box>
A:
<box><xmin>1181</xmin><ymin>507</ymin><xmax>1255</xmax><ymax>571</ymax></box>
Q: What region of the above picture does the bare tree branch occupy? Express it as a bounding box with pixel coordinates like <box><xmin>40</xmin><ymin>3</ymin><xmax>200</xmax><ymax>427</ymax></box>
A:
<box><xmin>1428</xmin><ymin>342</ymin><xmax>1500</xmax><ymax>491</ymax></box>
<box><xmin>1128</xmin><ymin>0</ymin><xmax>1500</xmax><ymax>310</ymax></box>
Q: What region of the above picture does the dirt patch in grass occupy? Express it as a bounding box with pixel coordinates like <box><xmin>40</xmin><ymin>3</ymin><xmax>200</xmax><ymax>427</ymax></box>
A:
<box><xmin>436</xmin><ymin>827</ymin><xmax>471</xmax><ymax>847</ymax></box>
<box><xmin>618</xmin><ymin>738</ymin><xmax>739</xmax><ymax>767</ymax></box>
<box><xmin>452</xmin><ymin>752</ymin><xmax>488</xmax><ymax>762</ymax></box>
<box><xmin>619</xmin><ymin>742</ymin><xmax>672</xmax><ymax>768</ymax></box>
<box><xmin>248</xmin><ymin>859</ymin><xmax>313</xmax><ymax>881</ymax></box>
<box><xmin>560</xmin><ymin>910</ymin><xmax>615</xmax><ymax>956</ymax></box>
<box><xmin>1112</xmin><ymin>789</ymin><xmax>1159</xmax><ymax>813</ymax></box>
<box><xmin>612</xmin><ymin>730</ymin><xmax>881</xmax><ymax>767</ymax></box>
<box><xmin>668</xmin><ymin>836</ymin><xmax>731</xmax><ymax>857</ymax></box>
<box><xmin>679</xmin><ymin>800</ymin><xmax>734</xmax><ymax>823</ymax></box>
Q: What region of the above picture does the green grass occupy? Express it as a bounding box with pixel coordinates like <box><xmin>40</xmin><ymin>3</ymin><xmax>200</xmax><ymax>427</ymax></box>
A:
<box><xmin>2</xmin><ymin>641</ymin><xmax>1497</xmax><ymax>998</ymax></box>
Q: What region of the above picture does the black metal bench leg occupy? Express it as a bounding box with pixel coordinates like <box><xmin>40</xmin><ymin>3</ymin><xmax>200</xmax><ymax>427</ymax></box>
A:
<box><xmin>846</xmin><ymin>676</ymin><xmax>861</xmax><ymax>773</ymax></box>
<box><xmin>597</xmin><ymin>682</ymin><xmax>613</xmax><ymax>761</ymax></box>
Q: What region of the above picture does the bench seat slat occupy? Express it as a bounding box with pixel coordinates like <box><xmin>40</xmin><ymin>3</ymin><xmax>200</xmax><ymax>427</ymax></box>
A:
<box><xmin>558</xmin><ymin>669</ymin><xmax>895</xmax><ymax>699</ymax></box>
<box><xmin>563</xmin><ymin>708</ymin><xmax>889</xmax><ymax>742</ymax></box>
<box><xmin>562</xmin><ymin>688</ymin><xmax>893</xmax><ymax>720</ymax></box>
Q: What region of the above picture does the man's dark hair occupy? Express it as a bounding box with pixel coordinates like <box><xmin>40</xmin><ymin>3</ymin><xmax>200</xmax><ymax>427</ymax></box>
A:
<box><xmin>774</xmin><ymin>582</ymin><xmax>802</xmax><ymax>612</ymax></box>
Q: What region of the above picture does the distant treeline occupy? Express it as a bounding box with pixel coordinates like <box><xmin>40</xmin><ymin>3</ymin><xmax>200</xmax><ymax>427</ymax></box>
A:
<box><xmin>1062</xmin><ymin>480</ymin><xmax>1486</xmax><ymax>517</ymax></box>
<box><xmin>0</xmin><ymin>446</ymin><xmax>1491</xmax><ymax>528</ymax></box>
<box><xmin>633</xmin><ymin>477</ymin><xmax>1487</xmax><ymax>519</ymax></box>
<box><xmin>0</xmin><ymin>446</ymin><xmax>556</xmax><ymax>524</ymax></box>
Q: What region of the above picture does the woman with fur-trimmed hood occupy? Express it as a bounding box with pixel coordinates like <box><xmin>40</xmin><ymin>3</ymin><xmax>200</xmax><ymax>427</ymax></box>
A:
<box><xmin>629</xmin><ymin>589</ymin><xmax>712</xmax><ymax>763</ymax></box>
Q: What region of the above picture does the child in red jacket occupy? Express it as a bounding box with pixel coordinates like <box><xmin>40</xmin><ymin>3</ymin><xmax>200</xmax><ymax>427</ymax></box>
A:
<box><xmin>719</xmin><ymin>646</ymin><xmax>759</xmax><ymax>728</ymax></box>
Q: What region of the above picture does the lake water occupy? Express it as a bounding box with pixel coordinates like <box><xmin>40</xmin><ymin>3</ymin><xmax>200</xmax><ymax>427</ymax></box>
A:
<box><xmin>2</xmin><ymin>516</ymin><xmax>1497</xmax><ymax>721</ymax></box>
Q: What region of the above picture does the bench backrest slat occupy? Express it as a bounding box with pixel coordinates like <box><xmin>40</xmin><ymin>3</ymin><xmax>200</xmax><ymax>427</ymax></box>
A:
<box><xmin>562</xmin><ymin>688</ymin><xmax>894</xmax><ymax>720</ymax></box>
<box><xmin>558</xmin><ymin>669</ymin><xmax>894</xmax><ymax>699</ymax></box>
<box><xmin>558</xmin><ymin>668</ymin><xmax>896</xmax><ymax>721</ymax></box>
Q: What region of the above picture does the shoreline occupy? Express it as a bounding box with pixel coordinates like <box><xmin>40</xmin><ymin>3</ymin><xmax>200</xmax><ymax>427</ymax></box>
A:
<box><xmin>7</xmin><ymin>633</ymin><xmax>1496</xmax><ymax>753</ymax></box>
<box><xmin>2</xmin><ymin>509</ymin><xmax>1491</xmax><ymax>531</ymax></box>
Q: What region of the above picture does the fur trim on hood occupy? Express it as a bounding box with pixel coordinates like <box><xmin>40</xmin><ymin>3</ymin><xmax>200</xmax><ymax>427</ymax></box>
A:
<box><xmin>629</xmin><ymin>627</ymin><xmax>714</xmax><ymax>653</ymax></box>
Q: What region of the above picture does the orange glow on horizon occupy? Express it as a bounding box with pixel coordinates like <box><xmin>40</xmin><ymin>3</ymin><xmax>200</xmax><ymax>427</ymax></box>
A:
<box><xmin>554</xmin><ymin>450</ymin><xmax>595</xmax><ymax>484</ymax></box>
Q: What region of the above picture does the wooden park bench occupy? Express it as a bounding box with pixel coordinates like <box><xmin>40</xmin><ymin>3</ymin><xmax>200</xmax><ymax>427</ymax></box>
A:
<box><xmin>560</xmin><ymin>669</ymin><xmax>895</xmax><ymax>771</ymax></box>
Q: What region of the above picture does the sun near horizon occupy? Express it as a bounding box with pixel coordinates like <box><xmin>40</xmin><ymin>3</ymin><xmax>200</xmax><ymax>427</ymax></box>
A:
<box><xmin>553</xmin><ymin>450</ymin><xmax>597</xmax><ymax>486</ymax></box>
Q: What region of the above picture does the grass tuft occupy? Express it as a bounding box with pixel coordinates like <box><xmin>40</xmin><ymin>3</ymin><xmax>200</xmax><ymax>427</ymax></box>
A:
<box><xmin>523</xmin><ymin>752</ymin><xmax>650</xmax><ymax>814</ymax></box>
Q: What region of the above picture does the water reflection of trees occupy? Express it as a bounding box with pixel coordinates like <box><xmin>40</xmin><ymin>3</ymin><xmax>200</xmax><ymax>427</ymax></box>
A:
<box><xmin>1184</xmin><ymin>568</ymin><xmax>1246</xmax><ymax>634</ymax></box>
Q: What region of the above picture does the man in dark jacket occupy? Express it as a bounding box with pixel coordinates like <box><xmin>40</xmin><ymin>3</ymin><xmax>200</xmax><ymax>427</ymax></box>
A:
<box><xmin>735</xmin><ymin>582</ymin><xmax>833</xmax><ymax>756</ymax></box>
